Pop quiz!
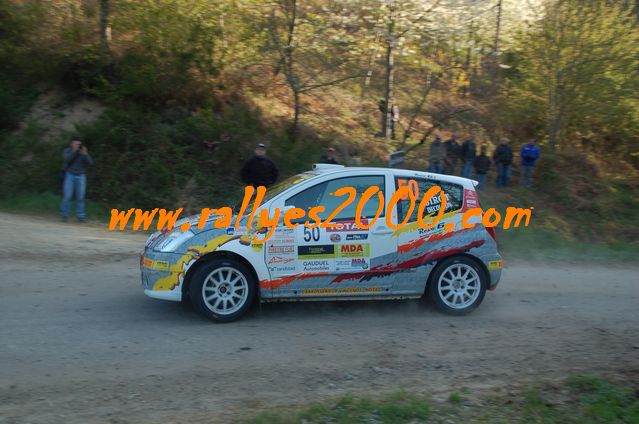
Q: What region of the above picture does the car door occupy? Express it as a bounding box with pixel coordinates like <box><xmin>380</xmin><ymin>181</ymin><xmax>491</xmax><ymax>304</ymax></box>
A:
<box><xmin>265</xmin><ymin>172</ymin><xmax>398</xmax><ymax>298</ymax></box>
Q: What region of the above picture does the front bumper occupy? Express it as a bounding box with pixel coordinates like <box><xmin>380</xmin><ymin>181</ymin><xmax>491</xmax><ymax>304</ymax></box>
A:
<box><xmin>143</xmin><ymin>288</ymin><xmax>182</xmax><ymax>302</ymax></box>
<box><xmin>140</xmin><ymin>249</ymin><xmax>191</xmax><ymax>302</ymax></box>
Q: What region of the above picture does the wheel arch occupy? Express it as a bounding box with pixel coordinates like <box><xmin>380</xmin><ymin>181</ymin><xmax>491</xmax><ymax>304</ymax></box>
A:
<box><xmin>181</xmin><ymin>251</ymin><xmax>260</xmax><ymax>301</ymax></box>
<box><xmin>425</xmin><ymin>252</ymin><xmax>489</xmax><ymax>292</ymax></box>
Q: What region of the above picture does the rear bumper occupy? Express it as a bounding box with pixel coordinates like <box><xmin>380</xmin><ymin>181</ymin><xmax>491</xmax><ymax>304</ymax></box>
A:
<box><xmin>481</xmin><ymin>255</ymin><xmax>503</xmax><ymax>290</ymax></box>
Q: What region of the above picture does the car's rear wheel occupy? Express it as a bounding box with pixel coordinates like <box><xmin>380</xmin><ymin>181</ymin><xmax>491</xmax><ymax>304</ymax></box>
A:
<box><xmin>189</xmin><ymin>258</ymin><xmax>256</xmax><ymax>323</ymax></box>
<box><xmin>427</xmin><ymin>256</ymin><xmax>487</xmax><ymax>315</ymax></box>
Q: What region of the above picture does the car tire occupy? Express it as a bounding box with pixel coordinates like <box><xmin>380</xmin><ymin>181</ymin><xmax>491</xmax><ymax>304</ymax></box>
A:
<box><xmin>426</xmin><ymin>256</ymin><xmax>487</xmax><ymax>315</ymax></box>
<box><xmin>189</xmin><ymin>258</ymin><xmax>256</xmax><ymax>323</ymax></box>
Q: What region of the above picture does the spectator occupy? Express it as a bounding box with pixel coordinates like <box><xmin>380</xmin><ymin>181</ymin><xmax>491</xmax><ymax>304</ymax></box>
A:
<box><xmin>461</xmin><ymin>135</ymin><xmax>477</xmax><ymax>178</ymax></box>
<box><xmin>347</xmin><ymin>147</ymin><xmax>362</xmax><ymax>166</ymax></box>
<box><xmin>320</xmin><ymin>147</ymin><xmax>339</xmax><ymax>165</ymax></box>
<box><xmin>473</xmin><ymin>144</ymin><xmax>491</xmax><ymax>191</ymax></box>
<box><xmin>428</xmin><ymin>135</ymin><xmax>446</xmax><ymax>173</ymax></box>
<box><xmin>443</xmin><ymin>133</ymin><xmax>461</xmax><ymax>175</ymax></box>
<box><xmin>240</xmin><ymin>143</ymin><xmax>279</xmax><ymax>188</ymax></box>
<box><xmin>61</xmin><ymin>137</ymin><xmax>93</xmax><ymax>222</ymax></box>
<box><xmin>377</xmin><ymin>99</ymin><xmax>386</xmax><ymax>136</ymax></box>
<box><xmin>520</xmin><ymin>138</ymin><xmax>541</xmax><ymax>189</ymax></box>
<box><xmin>493</xmin><ymin>137</ymin><xmax>513</xmax><ymax>188</ymax></box>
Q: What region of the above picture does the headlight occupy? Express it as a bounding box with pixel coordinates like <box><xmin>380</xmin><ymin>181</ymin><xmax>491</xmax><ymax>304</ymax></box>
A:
<box><xmin>155</xmin><ymin>229</ymin><xmax>195</xmax><ymax>252</ymax></box>
<box><xmin>145</xmin><ymin>230</ymin><xmax>161</xmax><ymax>248</ymax></box>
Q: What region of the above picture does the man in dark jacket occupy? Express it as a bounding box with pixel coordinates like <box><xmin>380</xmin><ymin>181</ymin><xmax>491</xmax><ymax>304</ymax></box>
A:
<box><xmin>61</xmin><ymin>137</ymin><xmax>93</xmax><ymax>222</ymax></box>
<box><xmin>443</xmin><ymin>133</ymin><xmax>461</xmax><ymax>175</ymax></box>
<box><xmin>240</xmin><ymin>143</ymin><xmax>279</xmax><ymax>188</ymax></box>
<box><xmin>460</xmin><ymin>135</ymin><xmax>477</xmax><ymax>178</ymax></box>
<box><xmin>473</xmin><ymin>144</ymin><xmax>491</xmax><ymax>191</ymax></box>
<box><xmin>493</xmin><ymin>137</ymin><xmax>513</xmax><ymax>188</ymax></box>
<box><xmin>520</xmin><ymin>138</ymin><xmax>541</xmax><ymax>189</ymax></box>
<box><xmin>320</xmin><ymin>147</ymin><xmax>339</xmax><ymax>164</ymax></box>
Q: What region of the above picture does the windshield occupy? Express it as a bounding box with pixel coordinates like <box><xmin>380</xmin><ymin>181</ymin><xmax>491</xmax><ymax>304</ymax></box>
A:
<box><xmin>262</xmin><ymin>171</ymin><xmax>319</xmax><ymax>203</ymax></box>
<box><xmin>231</xmin><ymin>171</ymin><xmax>319</xmax><ymax>214</ymax></box>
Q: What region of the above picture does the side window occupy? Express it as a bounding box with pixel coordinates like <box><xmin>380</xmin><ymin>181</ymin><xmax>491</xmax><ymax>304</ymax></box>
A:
<box><xmin>395</xmin><ymin>177</ymin><xmax>463</xmax><ymax>223</ymax></box>
<box><xmin>285</xmin><ymin>182</ymin><xmax>326</xmax><ymax>212</ymax></box>
<box><xmin>285</xmin><ymin>175</ymin><xmax>385</xmax><ymax>221</ymax></box>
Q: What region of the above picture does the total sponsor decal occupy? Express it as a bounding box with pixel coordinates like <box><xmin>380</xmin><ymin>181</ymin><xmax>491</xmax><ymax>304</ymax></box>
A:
<box><xmin>298</xmin><ymin>244</ymin><xmax>336</xmax><ymax>259</ymax></box>
<box><xmin>338</xmin><ymin>243</ymin><xmax>370</xmax><ymax>258</ymax></box>
<box><xmin>346</xmin><ymin>233</ymin><xmax>368</xmax><ymax>241</ymax></box>
<box><xmin>335</xmin><ymin>257</ymin><xmax>369</xmax><ymax>271</ymax></box>
<box><xmin>488</xmin><ymin>259</ymin><xmax>503</xmax><ymax>270</ymax></box>
<box><xmin>326</xmin><ymin>220</ymin><xmax>369</xmax><ymax>232</ymax></box>
<box><xmin>142</xmin><ymin>257</ymin><xmax>170</xmax><ymax>271</ymax></box>
<box><xmin>302</xmin><ymin>260</ymin><xmax>332</xmax><ymax>272</ymax></box>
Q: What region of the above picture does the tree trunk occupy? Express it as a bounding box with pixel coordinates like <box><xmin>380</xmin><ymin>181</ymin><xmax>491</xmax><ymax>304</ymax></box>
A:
<box><xmin>282</xmin><ymin>0</ymin><xmax>299</xmax><ymax>141</ymax></box>
<box><xmin>290</xmin><ymin>89</ymin><xmax>301</xmax><ymax>141</ymax></box>
<box><xmin>360</xmin><ymin>34</ymin><xmax>380</xmax><ymax>100</ymax></box>
<box><xmin>547</xmin><ymin>66</ymin><xmax>563</xmax><ymax>150</ymax></box>
<box><xmin>490</xmin><ymin>0</ymin><xmax>502</xmax><ymax>90</ymax></box>
<box><xmin>401</xmin><ymin>72</ymin><xmax>433</xmax><ymax>145</ymax></box>
<box><xmin>383</xmin><ymin>2</ymin><xmax>396</xmax><ymax>143</ymax></box>
<box><xmin>99</xmin><ymin>0</ymin><xmax>110</xmax><ymax>53</ymax></box>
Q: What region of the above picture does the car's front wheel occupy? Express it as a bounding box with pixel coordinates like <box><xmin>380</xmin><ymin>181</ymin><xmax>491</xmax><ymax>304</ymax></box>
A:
<box><xmin>189</xmin><ymin>258</ymin><xmax>256</xmax><ymax>323</ymax></box>
<box><xmin>427</xmin><ymin>256</ymin><xmax>487</xmax><ymax>315</ymax></box>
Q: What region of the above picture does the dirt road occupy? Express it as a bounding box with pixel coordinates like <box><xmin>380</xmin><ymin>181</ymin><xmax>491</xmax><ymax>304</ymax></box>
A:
<box><xmin>1</xmin><ymin>212</ymin><xmax>638</xmax><ymax>423</ymax></box>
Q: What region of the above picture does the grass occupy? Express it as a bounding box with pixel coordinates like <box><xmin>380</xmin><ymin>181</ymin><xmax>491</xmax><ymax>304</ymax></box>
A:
<box><xmin>476</xmin><ymin>181</ymin><xmax>639</xmax><ymax>264</ymax></box>
<box><xmin>245</xmin><ymin>391</ymin><xmax>431</xmax><ymax>424</ymax></box>
<box><xmin>0</xmin><ymin>191</ymin><xmax>110</xmax><ymax>221</ymax></box>
<box><xmin>244</xmin><ymin>375</ymin><xmax>639</xmax><ymax>423</ymax></box>
<box><xmin>496</xmin><ymin>226</ymin><xmax>639</xmax><ymax>264</ymax></box>
<box><xmin>448</xmin><ymin>392</ymin><xmax>463</xmax><ymax>404</ymax></box>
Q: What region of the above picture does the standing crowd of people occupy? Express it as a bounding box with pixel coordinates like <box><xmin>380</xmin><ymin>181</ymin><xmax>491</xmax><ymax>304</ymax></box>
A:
<box><xmin>428</xmin><ymin>133</ymin><xmax>540</xmax><ymax>190</ymax></box>
<box><xmin>59</xmin><ymin>131</ymin><xmax>539</xmax><ymax>221</ymax></box>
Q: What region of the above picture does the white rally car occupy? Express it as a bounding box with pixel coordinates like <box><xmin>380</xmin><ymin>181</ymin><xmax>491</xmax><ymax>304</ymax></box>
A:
<box><xmin>141</xmin><ymin>164</ymin><xmax>503</xmax><ymax>322</ymax></box>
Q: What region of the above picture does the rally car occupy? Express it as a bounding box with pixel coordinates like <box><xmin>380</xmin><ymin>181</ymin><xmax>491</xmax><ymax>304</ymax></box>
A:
<box><xmin>141</xmin><ymin>164</ymin><xmax>503</xmax><ymax>322</ymax></box>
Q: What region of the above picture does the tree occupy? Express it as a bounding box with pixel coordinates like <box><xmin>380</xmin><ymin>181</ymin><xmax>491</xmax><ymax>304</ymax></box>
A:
<box><xmin>505</xmin><ymin>0</ymin><xmax>639</xmax><ymax>150</ymax></box>
<box><xmin>370</xmin><ymin>0</ymin><xmax>442</xmax><ymax>142</ymax></box>
<box><xmin>267</xmin><ymin>0</ymin><xmax>365</xmax><ymax>141</ymax></box>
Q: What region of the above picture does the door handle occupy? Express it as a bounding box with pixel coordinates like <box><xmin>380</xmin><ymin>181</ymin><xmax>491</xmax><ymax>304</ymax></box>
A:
<box><xmin>371</xmin><ymin>225</ymin><xmax>393</xmax><ymax>235</ymax></box>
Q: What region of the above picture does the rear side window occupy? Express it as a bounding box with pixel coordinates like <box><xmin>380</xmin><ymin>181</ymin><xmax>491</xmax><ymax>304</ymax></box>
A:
<box><xmin>394</xmin><ymin>177</ymin><xmax>463</xmax><ymax>223</ymax></box>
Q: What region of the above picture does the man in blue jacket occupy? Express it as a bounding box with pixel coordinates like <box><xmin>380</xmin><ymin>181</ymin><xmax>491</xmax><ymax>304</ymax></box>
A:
<box><xmin>520</xmin><ymin>138</ymin><xmax>541</xmax><ymax>189</ymax></box>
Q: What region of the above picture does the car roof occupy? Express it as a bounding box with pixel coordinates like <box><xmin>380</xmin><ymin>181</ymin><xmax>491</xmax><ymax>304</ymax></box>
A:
<box><xmin>310</xmin><ymin>164</ymin><xmax>477</xmax><ymax>187</ymax></box>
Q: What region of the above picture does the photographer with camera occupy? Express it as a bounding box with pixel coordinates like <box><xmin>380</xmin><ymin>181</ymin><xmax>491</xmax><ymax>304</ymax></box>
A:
<box><xmin>61</xmin><ymin>137</ymin><xmax>93</xmax><ymax>222</ymax></box>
